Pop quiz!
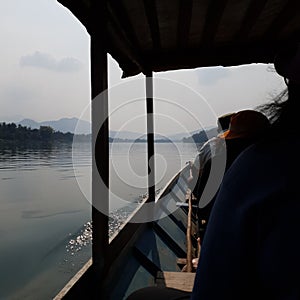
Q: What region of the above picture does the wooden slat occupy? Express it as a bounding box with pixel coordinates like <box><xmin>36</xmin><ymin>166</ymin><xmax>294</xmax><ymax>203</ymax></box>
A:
<box><xmin>133</xmin><ymin>246</ymin><xmax>162</xmax><ymax>277</ymax></box>
<box><xmin>142</xmin><ymin>41</ymin><xmax>282</xmax><ymax>72</ymax></box>
<box><xmin>143</xmin><ymin>0</ymin><xmax>161</xmax><ymax>50</ymax></box>
<box><xmin>177</xmin><ymin>0</ymin><xmax>193</xmax><ymax>48</ymax></box>
<box><xmin>109</xmin><ymin>0</ymin><xmax>142</xmax><ymax>51</ymax></box>
<box><xmin>176</xmin><ymin>258</ymin><xmax>187</xmax><ymax>265</ymax></box>
<box><xmin>107</xmin><ymin>7</ymin><xmax>148</xmax><ymax>74</ymax></box>
<box><xmin>235</xmin><ymin>0</ymin><xmax>268</xmax><ymax>41</ymax></box>
<box><xmin>146</xmin><ymin>73</ymin><xmax>156</xmax><ymax>203</ymax></box>
<box><xmin>201</xmin><ymin>0</ymin><xmax>228</xmax><ymax>45</ymax></box>
<box><xmin>186</xmin><ymin>190</ymin><xmax>193</xmax><ymax>272</ymax></box>
<box><xmin>152</xmin><ymin>222</ymin><xmax>187</xmax><ymax>258</ymax></box>
<box><xmin>263</xmin><ymin>0</ymin><xmax>299</xmax><ymax>40</ymax></box>
<box><xmin>90</xmin><ymin>1</ymin><xmax>109</xmax><ymax>288</ymax></box>
<box><xmin>156</xmin><ymin>271</ymin><xmax>196</xmax><ymax>292</ymax></box>
<box><xmin>53</xmin><ymin>259</ymin><xmax>93</xmax><ymax>300</ymax></box>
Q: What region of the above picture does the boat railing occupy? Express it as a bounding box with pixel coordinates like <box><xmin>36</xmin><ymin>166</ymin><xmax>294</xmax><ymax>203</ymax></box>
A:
<box><xmin>54</xmin><ymin>161</ymin><xmax>196</xmax><ymax>299</ymax></box>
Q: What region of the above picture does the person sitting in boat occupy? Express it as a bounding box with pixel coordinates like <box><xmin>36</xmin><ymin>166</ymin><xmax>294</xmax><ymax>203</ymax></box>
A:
<box><xmin>189</xmin><ymin>111</ymin><xmax>234</xmax><ymax>185</ymax></box>
<box><xmin>188</xmin><ymin>112</ymin><xmax>234</xmax><ymax>267</ymax></box>
<box><xmin>188</xmin><ymin>112</ymin><xmax>233</xmax><ymax>224</ymax></box>
<box><xmin>192</xmin><ymin>109</ymin><xmax>270</xmax><ymax>246</ymax></box>
<box><xmin>191</xmin><ymin>42</ymin><xmax>300</xmax><ymax>300</ymax></box>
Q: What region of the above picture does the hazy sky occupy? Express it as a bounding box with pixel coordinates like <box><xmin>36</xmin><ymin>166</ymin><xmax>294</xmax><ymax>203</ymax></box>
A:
<box><xmin>0</xmin><ymin>0</ymin><xmax>286</xmax><ymax>135</ymax></box>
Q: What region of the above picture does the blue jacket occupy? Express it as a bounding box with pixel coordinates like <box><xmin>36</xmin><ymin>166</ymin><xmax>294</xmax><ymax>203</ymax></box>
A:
<box><xmin>191</xmin><ymin>137</ymin><xmax>300</xmax><ymax>299</ymax></box>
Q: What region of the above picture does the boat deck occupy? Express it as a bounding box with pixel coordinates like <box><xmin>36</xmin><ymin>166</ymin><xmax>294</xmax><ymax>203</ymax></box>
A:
<box><xmin>156</xmin><ymin>271</ymin><xmax>196</xmax><ymax>292</ymax></box>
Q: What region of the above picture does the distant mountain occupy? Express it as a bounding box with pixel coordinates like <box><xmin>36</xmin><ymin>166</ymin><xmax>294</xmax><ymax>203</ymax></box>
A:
<box><xmin>13</xmin><ymin>117</ymin><xmax>217</xmax><ymax>142</ymax></box>
<box><xmin>19</xmin><ymin>118</ymin><xmax>40</xmax><ymax>129</ymax></box>
<box><xmin>18</xmin><ymin>118</ymin><xmax>91</xmax><ymax>135</ymax></box>
<box><xmin>110</xmin><ymin>131</ymin><xmax>175</xmax><ymax>141</ymax></box>
<box><xmin>110</xmin><ymin>130</ymin><xmax>199</xmax><ymax>141</ymax></box>
<box><xmin>110</xmin><ymin>130</ymin><xmax>144</xmax><ymax>140</ymax></box>
<box><xmin>168</xmin><ymin>130</ymin><xmax>200</xmax><ymax>141</ymax></box>
<box><xmin>109</xmin><ymin>129</ymin><xmax>218</xmax><ymax>142</ymax></box>
<box><xmin>182</xmin><ymin>127</ymin><xmax>218</xmax><ymax>143</ymax></box>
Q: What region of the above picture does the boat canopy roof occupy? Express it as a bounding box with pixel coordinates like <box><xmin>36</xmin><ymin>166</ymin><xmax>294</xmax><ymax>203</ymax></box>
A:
<box><xmin>57</xmin><ymin>0</ymin><xmax>300</xmax><ymax>77</ymax></box>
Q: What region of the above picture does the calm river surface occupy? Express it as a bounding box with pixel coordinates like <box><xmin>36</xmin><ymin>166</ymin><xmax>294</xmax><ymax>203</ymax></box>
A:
<box><xmin>0</xmin><ymin>142</ymin><xmax>198</xmax><ymax>299</ymax></box>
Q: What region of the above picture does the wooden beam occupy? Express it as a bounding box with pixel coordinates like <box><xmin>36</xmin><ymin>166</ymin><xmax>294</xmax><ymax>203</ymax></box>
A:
<box><xmin>106</xmin><ymin>199</ymin><xmax>152</xmax><ymax>266</ymax></box>
<box><xmin>90</xmin><ymin>0</ymin><xmax>109</xmax><ymax>292</ymax></box>
<box><xmin>177</xmin><ymin>0</ymin><xmax>193</xmax><ymax>48</ymax></box>
<box><xmin>109</xmin><ymin>0</ymin><xmax>142</xmax><ymax>52</ymax></box>
<box><xmin>201</xmin><ymin>0</ymin><xmax>228</xmax><ymax>45</ymax></box>
<box><xmin>176</xmin><ymin>258</ymin><xmax>188</xmax><ymax>266</ymax></box>
<box><xmin>235</xmin><ymin>0</ymin><xmax>268</xmax><ymax>41</ymax></box>
<box><xmin>133</xmin><ymin>246</ymin><xmax>162</xmax><ymax>277</ymax></box>
<box><xmin>156</xmin><ymin>271</ymin><xmax>196</xmax><ymax>292</ymax></box>
<box><xmin>153</xmin><ymin>222</ymin><xmax>187</xmax><ymax>258</ymax></box>
<box><xmin>186</xmin><ymin>190</ymin><xmax>193</xmax><ymax>272</ymax></box>
<box><xmin>57</xmin><ymin>0</ymin><xmax>91</xmax><ymax>32</ymax></box>
<box><xmin>143</xmin><ymin>0</ymin><xmax>161</xmax><ymax>50</ymax></box>
<box><xmin>142</xmin><ymin>40</ymin><xmax>289</xmax><ymax>71</ymax></box>
<box><xmin>107</xmin><ymin>6</ymin><xmax>148</xmax><ymax>75</ymax></box>
<box><xmin>263</xmin><ymin>0</ymin><xmax>299</xmax><ymax>40</ymax></box>
<box><xmin>53</xmin><ymin>259</ymin><xmax>93</xmax><ymax>300</ymax></box>
<box><xmin>146</xmin><ymin>72</ymin><xmax>155</xmax><ymax>205</ymax></box>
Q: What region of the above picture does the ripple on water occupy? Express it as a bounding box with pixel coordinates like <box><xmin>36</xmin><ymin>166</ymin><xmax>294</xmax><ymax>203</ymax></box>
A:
<box><xmin>65</xmin><ymin>206</ymin><xmax>139</xmax><ymax>255</ymax></box>
<box><xmin>66</xmin><ymin>221</ymin><xmax>93</xmax><ymax>256</ymax></box>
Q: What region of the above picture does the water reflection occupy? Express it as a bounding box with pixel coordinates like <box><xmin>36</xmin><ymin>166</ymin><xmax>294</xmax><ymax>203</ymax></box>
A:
<box><xmin>0</xmin><ymin>142</ymin><xmax>92</xmax><ymax>300</ymax></box>
<box><xmin>0</xmin><ymin>142</ymin><xmax>198</xmax><ymax>299</ymax></box>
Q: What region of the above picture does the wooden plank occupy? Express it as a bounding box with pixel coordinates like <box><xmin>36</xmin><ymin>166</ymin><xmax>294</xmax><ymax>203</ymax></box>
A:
<box><xmin>146</xmin><ymin>73</ymin><xmax>155</xmax><ymax>204</ymax></box>
<box><xmin>133</xmin><ymin>246</ymin><xmax>162</xmax><ymax>277</ymax></box>
<box><xmin>107</xmin><ymin>8</ymin><xmax>148</xmax><ymax>74</ymax></box>
<box><xmin>235</xmin><ymin>0</ymin><xmax>268</xmax><ymax>41</ymax></box>
<box><xmin>90</xmin><ymin>0</ymin><xmax>109</xmax><ymax>288</ymax></box>
<box><xmin>53</xmin><ymin>259</ymin><xmax>93</xmax><ymax>300</ymax></box>
<box><xmin>109</xmin><ymin>0</ymin><xmax>142</xmax><ymax>51</ymax></box>
<box><xmin>186</xmin><ymin>190</ymin><xmax>192</xmax><ymax>272</ymax></box>
<box><xmin>176</xmin><ymin>258</ymin><xmax>187</xmax><ymax>265</ymax></box>
<box><xmin>152</xmin><ymin>222</ymin><xmax>186</xmax><ymax>258</ymax></box>
<box><xmin>263</xmin><ymin>0</ymin><xmax>299</xmax><ymax>40</ymax></box>
<box><xmin>143</xmin><ymin>0</ymin><xmax>161</xmax><ymax>50</ymax></box>
<box><xmin>177</xmin><ymin>0</ymin><xmax>193</xmax><ymax>48</ymax></box>
<box><xmin>156</xmin><ymin>271</ymin><xmax>196</xmax><ymax>292</ymax></box>
<box><xmin>201</xmin><ymin>0</ymin><xmax>228</xmax><ymax>45</ymax></box>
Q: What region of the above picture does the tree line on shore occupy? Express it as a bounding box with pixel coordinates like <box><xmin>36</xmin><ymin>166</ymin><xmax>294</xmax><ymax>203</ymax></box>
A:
<box><xmin>0</xmin><ymin>122</ymin><xmax>217</xmax><ymax>145</ymax></box>
<box><xmin>0</xmin><ymin>122</ymin><xmax>90</xmax><ymax>144</ymax></box>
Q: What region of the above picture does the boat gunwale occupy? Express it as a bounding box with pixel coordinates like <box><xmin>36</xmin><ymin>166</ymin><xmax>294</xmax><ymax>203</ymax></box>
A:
<box><xmin>53</xmin><ymin>162</ymin><xmax>192</xmax><ymax>299</ymax></box>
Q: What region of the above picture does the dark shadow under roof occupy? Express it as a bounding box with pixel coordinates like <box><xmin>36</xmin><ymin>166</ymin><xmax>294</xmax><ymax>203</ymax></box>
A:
<box><xmin>57</xmin><ymin>0</ymin><xmax>300</xmax><ymax>77</ymax></box>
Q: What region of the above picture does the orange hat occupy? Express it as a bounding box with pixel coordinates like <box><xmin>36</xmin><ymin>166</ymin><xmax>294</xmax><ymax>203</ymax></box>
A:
<box><xmin>219</xmin><ymin>110</ymin><xmax>270</xmax><ymax>140</ymax></box>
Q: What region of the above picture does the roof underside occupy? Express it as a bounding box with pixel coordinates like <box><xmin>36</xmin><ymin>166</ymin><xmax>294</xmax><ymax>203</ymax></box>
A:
<box><xmin>58</xmin><ymin>0</ymin><xmax>300</xmax><ymax>77</ymax></box>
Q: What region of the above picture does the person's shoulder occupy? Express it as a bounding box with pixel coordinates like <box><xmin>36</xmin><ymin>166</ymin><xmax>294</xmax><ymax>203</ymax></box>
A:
<box><xmin>200</xmin><ymin>137</ymin><xmax>216</xmax><ymax>150</ymax></box>
<box><xmin>226</xmin><ymin>136</ymin><xmax>299</xmax><ymax>179</ymax></box>
<box><xmin>239</xmin><ymin>136</ymin><xmax>297</xmax><ymax>161</ymax></box>
<box><xmin>200</xmin><ymin>136</ymin><xmax>224</xmax><ymax>153</ymax></box>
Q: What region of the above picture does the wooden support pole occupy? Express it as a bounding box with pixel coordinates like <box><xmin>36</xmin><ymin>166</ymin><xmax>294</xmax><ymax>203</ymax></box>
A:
<box><xmin>146</xmin><ymin>72</ymin><xmax>155</xmax><ymax>204</ymax></box>
<box><xmin>186</xmin><ymin>190</ymin><xmax>193</xmax><ymax>272</ymax></box>
<box><xmin>90</xmin><ymin>0</ymin><xmax>109</xmax><ymax>289</ymax></box>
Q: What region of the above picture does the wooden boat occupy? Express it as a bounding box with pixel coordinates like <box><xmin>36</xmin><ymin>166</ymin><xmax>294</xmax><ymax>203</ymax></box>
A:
<box><xmin>55</xmin><ymin>162</ymin><xmax>198</xmax><ymax>299</ymax></box>
<box><xmin>54</xmin><ymin>0</ymin><xmax>300</xmax><ymax>299</ymax></box>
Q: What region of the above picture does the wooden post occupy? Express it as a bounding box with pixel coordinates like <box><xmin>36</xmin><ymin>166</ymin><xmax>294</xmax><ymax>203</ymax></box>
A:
<box><xmin>146</xmin><ymin>72</ymin><xmax>155</xmax><ymax>204</ymax></box>
<box><xmin>90</xmin><ymin>0</ymin><xmax>109</xmax><ymax>290</ymax></box>
<box><xmin>186</xmin><ymin>190</ymin><xmax>193</xmax><ymax>272</ymax></box>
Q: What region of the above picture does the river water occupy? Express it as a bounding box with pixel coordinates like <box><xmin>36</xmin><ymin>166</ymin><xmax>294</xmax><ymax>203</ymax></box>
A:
<box><xmin>0</xmin><ymin>142</ymin><xmax>198</xmax><ymax>299</ymax></box>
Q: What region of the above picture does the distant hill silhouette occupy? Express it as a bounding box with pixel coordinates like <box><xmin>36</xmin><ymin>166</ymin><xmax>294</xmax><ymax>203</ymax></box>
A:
<box><xmin>14</xmin><ymin>117</ymin><xmax>217</xmax><ymax>142</ymax></box>
<box><xmin>182</xmin><ymin>127</ymin><xmax>218</xmax><ymax>143</ymax></box>
<box><xmin>18</xmin><ymin>118</ymin><xmax>91</xmax><ymax>134</ymax></box>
